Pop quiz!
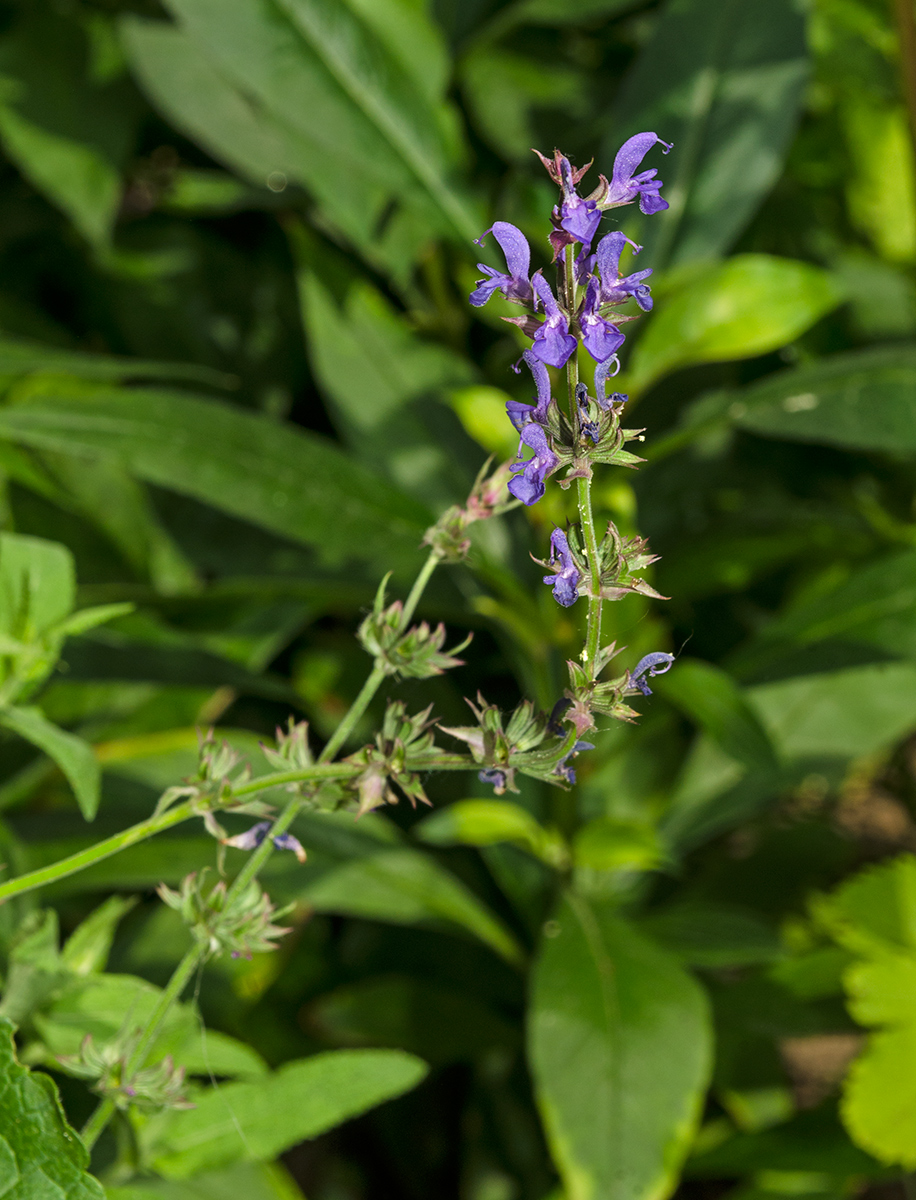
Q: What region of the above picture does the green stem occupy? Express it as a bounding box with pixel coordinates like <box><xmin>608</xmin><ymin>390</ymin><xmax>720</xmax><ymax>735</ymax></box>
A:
<box><xmin>577</xmin><ymin>473</ymin><xmax>603</xmax><ymax>676</ymax></box>
<box><xmin>81</xmin><ymin>946</ymin><xmax>201</xmax><ymax>1152</ymax></box>
<box><xmin>563</xmin><ymin>243</ymin><xmax>603</xmax><ymax>678</ymax></box>
<box><xmin>0</xmin><ymin>763</ymin><xmax>361</xmax><ymax>905</ymax></box>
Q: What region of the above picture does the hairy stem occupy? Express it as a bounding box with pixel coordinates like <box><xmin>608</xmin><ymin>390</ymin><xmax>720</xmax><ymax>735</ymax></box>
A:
<box><xmin>81</xmin><ymin>946</ymin><xmax>201</xmax><ymax>1152</ymax></box>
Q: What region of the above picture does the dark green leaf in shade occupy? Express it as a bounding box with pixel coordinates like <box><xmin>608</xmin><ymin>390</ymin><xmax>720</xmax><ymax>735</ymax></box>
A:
<box><xmin>0</xmin><ymin>337</ymin><xmax>236</xmax><ymax>387</ymax></box>
<box><xmin>0</xmin><ymin>707</ymin><xmax>100</xmax><ymax>819</ymax></box>
<box><xmin>106</xmin><ymin>1161</ymin><xmax>306</xmax><ymax>1200</ymax></box>
<box><xmin>640</xmin><ymin>901</ymin><xmax>783</xmax><ymax>969</ymax></box>
<box><xmin>0</xmin><ymin>1016</ymin><xmax>105</xmax><ymax>1199</ymax></box>
<box><xmin>653</xmin><ymin>658</ymin><xmax>779</xmax><ymax>772</ymax></box>
<box><xmin>0</xmin><ymin>386</ymin><xmax>432</xmax><ymax>575</ymax></box>
<box><xmin>605</xmin><ymin>0</ymin><xmax>808</xmax><ymax>269</ymax></box>
<box><xmin>143</xmin><ymin>1050</ymin><xmax>428</xmax><ymax>1178</ymax></box>
<box><xmin>529</xmin><ymin>894</ymin><xmax>712</xmax><ymax>1200</ymax></box>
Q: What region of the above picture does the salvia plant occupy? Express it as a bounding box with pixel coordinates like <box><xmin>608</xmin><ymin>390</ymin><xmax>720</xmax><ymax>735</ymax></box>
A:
<box><xmin>0</xmin><ymin>134</ymin><xmax>683</xmax><ymax>1189</ymax></box>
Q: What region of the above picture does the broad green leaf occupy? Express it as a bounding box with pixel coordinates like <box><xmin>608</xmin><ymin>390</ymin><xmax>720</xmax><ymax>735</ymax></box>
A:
<box><xmin>605</xmin><ymin>0</ymin><xmax>808</xmax><ymax>268</ymax></box>
<box><xmin>843</xmin><ymin>1025</ymin><xmax>916</xmax><ymax>1169</ymax></box>
<box><xmin>144</xmin><ymin>1049</ymin><xmax>427</xmax><ymax>1178</ymax></box>
<box><xmin>296</xmin><ymin>267</ymin><xmax>473</xmax><ymax>502</ymax></box>
<box><xmin>107</xmin><ymin>1162</ymin><xmax>304</xmax><ymax>1200</ymax></box>
<box><xmin>0</xmin><ymin>1017</ymin><xmax>105</xmax><ymax>1199</ymax></box>
<box><xmin>629</xmin><ymin>256</ymin><xmax>843</xmax><ymax>394</ymax></box>
<box><xmin>640</xmin><ymin>902</ymin><xmax>782</xmax><ymax>969</ymax></box>
<box><xmin>308</xmin><ymin>975</ymin><xmax>517</xmax><ymax>1063</ymax></box>
<box><xmin>106</xmin><ymin>1162</ymin><xmax>305</xmax><ymax>1200</ymax></box>
<box><xmin>0</xmin><ymin>337</ymin><xmax>234</xmax><ymax>387</ymax></box>
<box><xmin>0</xmin><ymin>385</ymin><xmax>431</xmax><ymax>575</ymax></box>
<box><xmin>36</xmin><ymin>972</ymin><xmax>268</xmax><ymax>1080</ymax></box>
<box><xmin>747</xmin><ymin>663</ymin><xmax>916</xmax><ymax>760</ymax></box>
<box><xmin>728</xmin><ymin>345</ymin><xmax>916</xmax><ymax>453</ymax></box>
<box><xmin>416</xmin><ymin>798</ymin><xmax>565</xmax><ymax>866</ymax></box>
<box><xmin>818</xmin><ymin>856</ymin><xmax>916</xmax><ymax>957</ymax></box>
<box><xmin>844</xmin><ymin>100</ymin><xmax>916</xmax><ymax>263</ymax></box>
<box><xmin>0</xmin><ymin>910</ymin><xmax>67</xmax><ymax>1024</ymax></box>
<box><xmin>60</xmin><ymin>895</ymin><xmax>137</xmax><ymax>975</ymax></box>
<box><xmin>301</xmin><ymin>847</ymin><xmax>524</xmax><ymax>964</ymax></box>
<box><xmin>0</xmin><ymin>106</ymin><xmax>120</xmax><ymax>247</ymax></box>
<box><xmin>0</xmin><ymin>531</ymin><xmax>74</xmax><ymax>638</ymax></box>
<box><xmin>653</xmin><ymin>658</ymin><xmax>778</xmax><ymax>772</ymax></box>
<box><xmin>0</xmin><ymin>706</ymin><xmax>99</xmax><ymax>819</ymax></box>
<box><xmin>41</xmin><ymin>450</ymin><xmax>198</xmax><ymax>593</ymax></box>
<box><xmin>0</xmin><ymin>11</ymin><xmax>139</xmax><ymax>247</ymax></box>
<box><xmin>529</xmin><ymin>895</ymin><xmax>712</xmax><ymax>1200</ymax></box>
<box><xmin>572</xmin><ymin>818</ymin><xmax>663</xmax><ymax>873</ymax></box>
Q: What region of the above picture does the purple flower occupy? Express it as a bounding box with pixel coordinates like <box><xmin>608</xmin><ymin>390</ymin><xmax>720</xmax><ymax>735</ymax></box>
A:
<box><xmin>531</xmin><ymin>273</ymin><xmax>578</xmax><ymax>368</ymax></box>
<box><xmin>580</xmin><ymin>276</ymin><xmax>625</xmax><ymax>363</ymax></box>
<box><xmin>222</xmin><ymin>820</ymin><xmax>306</xmax><ymax>862</ymax></box>
<box><xmin>629</xmin><ymin>651</ymin><xmax>675</xmax><ymax>696</ymax></box>
<box><xmin>594</xmin><ymin>356</ymin><xmax>626</xmax><ymax>409</ymax></box>
<box><xmin>555</xmin><ymin>740</ymin><xmax>595</xmax><ymax>785</ymax></box>
<box><xmin>508</xmin><ymin>422</ymin><xmax>559</xmax><ymax>505</ymax></box>
<box><xmin>596</xmin><ymin>232</ymin><xmax>654</xmax><ymax>311</ymax></box>
<box><xmin>543</xmin><ymin>528</ymin><xmax>580</xmax><ymax>606</ymax></box>
<box><xmin>575</xmin><ymin>381</ymin><xmax>600</xmax><ymax>444</ymax></box>
<box><xmin>478</xmin><ymin>768</ymin><xmax>508</xmax><ymax>794</ymax></box>
<box><xmin>470</xmin><ymin>222</ymin><xmax>533</xmax><ymax>307</ymax></box>
<box><xmin>605</xmin><ymin>133</ymin><xmax>673</xmax><ymax>215</ymax></box>
<box><xmin>507</xmin><ymin>348</ymin><xmax>553</xmax><ymax>432</ymax></box>
<box><xmin>559</xmin><ymin>156</ymin><xmax>602</xmax><ymax>248</ymax></box>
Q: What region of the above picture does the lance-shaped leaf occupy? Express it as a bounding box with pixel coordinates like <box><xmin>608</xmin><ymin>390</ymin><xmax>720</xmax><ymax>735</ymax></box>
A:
<box><xmin>0</xmin><ymin>706</ymin><xmax>100</xmax><ymax>820</ymax></box>
<box><xmin>529</xmin><ymin>894</ymin><xmax>712</xmax><ymax>1200</ymax></box>
<box><xmin>605</xmin><ymin>0</ymin><xmax>808</xmax><ymax>269</ymax></box>
<box><xmin>0</xmin><ymin>1016</ymin><xmax>105</xmax><ymax>1199</ymax></box>
<box><xmin>0</xmin><ymin>385</ymin><xmax>431</xmax><ymax>576</ymax></box>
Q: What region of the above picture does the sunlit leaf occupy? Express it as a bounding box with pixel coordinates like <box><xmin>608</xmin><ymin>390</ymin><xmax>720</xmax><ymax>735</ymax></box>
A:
<box><xmin>529</xmin><ymin>895</ymin><xmax>712</xmax><ymax>1200</ymax></box>
<box><xmin>0</xmin><ymin>1016</ymin><xmax>105</xmax><ymax>1199</ymax></box>
<box><xmin>606</xmin><ymin>0</ymin><xmax>808</xmax><ymax>268</ymax></box>
<box><xmin>629</xmin><ymin>256</ymin><xmax>844</xmax><ymax>394</ymax></box>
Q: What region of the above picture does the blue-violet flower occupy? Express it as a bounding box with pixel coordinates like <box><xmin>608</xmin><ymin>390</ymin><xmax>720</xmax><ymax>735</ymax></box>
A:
<box><xmin>605</xmin><ymin>132</ymin><xmax>673</xmax><ymax>214</ymax></box>
<box><xmin>581</xmin><ymin>276</ymin><xmax>626</xmax><ymax>363</ymax></box>
<box><xmin>629</xmin><ymin>651</ymin><xmax>675</xmax><ymax>696</ymax></box>
<box><xmin>596</xmin><ymin>232</ymin><xmax>654</xmax><ymax>311</ymax></box>
<box><xmin>531</xmin><ymin>273</ymin><xmax>577</xmax><ymax>368</ymax></box>
<box><xmin>222</xmin><ymin>821</ymin><xmax>307</xmax><ymax>863</ymax></box>
<box><xmin>470</xmin><ymin>222</ymin><xmax>533</xmax><ymax>308</ymax></box>
<box><xmin>555</xmin><ymin>740</ymin><xmax>595</xmax><ymax>785</ymax></box>
<box><xmin>508</xmin><ymin>422</ymin><xmax>559</xmax><ymax>505</ymax></box>
<box><xmin>543</xmin><ymin>528</ymin><xmax>580</xmax><ymax>606</ymax></box>
<box><xmin>507</xmin><ymin>348</ymin><xmax>553</xmax><ymax>431</ymax></box>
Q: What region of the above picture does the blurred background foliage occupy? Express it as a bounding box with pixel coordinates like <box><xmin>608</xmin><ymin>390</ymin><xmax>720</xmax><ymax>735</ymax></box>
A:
<box><xmin>4</xmin><ymin>0</ymin><xmax>916</xmax><ymax>1197</ymax></box>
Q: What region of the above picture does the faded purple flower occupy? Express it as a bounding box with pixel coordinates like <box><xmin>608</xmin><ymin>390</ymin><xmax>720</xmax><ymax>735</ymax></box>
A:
<box><xmin>507</xmin><ymin>348</ymin><xmax>553</xmax><ymax>431</ymax></box>
<box><xmin>575</xmin><ymin>381</ymin><xmax>600</xmax><ymax>444</ymax></box>
<box><xmin>478</xmin><ymin>768</ymin><xmax>508</xmax><ymax>794</ymax></box>
<box><xmin>543</xmin><ymin>528</ymin><xmax>580</xmax><ymax>606</ymax></box>
<box><xmin>596</xmin><ymin>232</ymin><xmax>654</xmax><ymax>311</ymax></box>
<box><xmin>605</xmin><ymin>133</ymin><xmax>673</xmax><ymax>215</ymax></box>
<box><xmin>594</xmin><ymin>356</ymin><xmax>625</xmax><ymax>409</ymax></box>
<box><xmin>470</xmin><ymin>222</ymin><xmax>533</xmax><ymax>307</ymax></box>
<box><xmin>555</xmin><ymin>740</ymin><xmax>595</xmax><ymax>785</ymax></box>
<box><xmin>629</xmin><ymin>651</ymin><xmax>675</xmax><ymax>696</ymax></box>
<box><xmin>531</xmin><ymin>273</ymin><xmax>578</xmax><ymax>368</ymax></box>
<box><xmin>580</xmin><ymin>276</ymin><xmax>625</xmax><ymax>363</ymax></box>
<box><xmin>559</xmin><ymin>156</ymin><xmax>601</xmax><ymax>247</ymax></box>
<box><xmin>508</xmin><ymin>422</ymin><xmax>559</xmax><ymax>505</ymax></box>
<box><xmin>222</xmin><ymin>820</ymin><xmax>306</xmax><ymax>863</ymax></box>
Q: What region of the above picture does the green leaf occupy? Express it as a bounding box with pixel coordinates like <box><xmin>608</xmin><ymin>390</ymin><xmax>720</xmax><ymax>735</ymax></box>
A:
<box><xmin>605</xmin><ymin>0</ymin><xmax>808</xmax><ymax>269</ymax></box>
<box><xmin>0</xmin><ymin>910</ymin><xmax>67</xmax><ymax>1025</ymax></box>
<box><xmin>0</xmin><ymin>706</ymin><xmax>100</xmax><ymax>820</ymax></box>
<box><xmin>60</xmin><ymin>895</ymin><xmax>137</xmax><ymax>976</ymax></box>
<box><xmin>728</xmin><ymin>344</ymin><xmax>916</xmax><ymax>453</ymax></box>
<box><xmin>0</xmin><ymin>385</ymin><xmax>431</xmax><ymax>575</ymax></box>
<box><xmin>529</xmin><ymin>895</ymin><xmax>712</xmax><ymax>1200</ymax></box>
<box><xmin>0</xmin><ymin>1016</ymin><xmax>105</xmax><ymax>1199</ymax></box>
<box><xmin>0</xmin><ymin>531</ymin><xmax>74</xmax><ymax>638</ymax></box>
<box><xmin>106</xmin><ymin>1162</ymin><xmax>305</xmax><ymax>1200</ymax></box>
<box><xmin>746</xmin><ymin>663</ymin><xmax>916</xmax><ymax>761</ymax></box>
<box><xmin>300</xmin><ymin>847</ymin><xmax>524</xmax><ymax>965</ymax></box>
<box><xmin>572</xmin><ymin>818</ymin><xmax>664</xmax><ymax>873</ymax></box>
<box><xmin>144</xmin><ymin>1049</ymin><xmax>427</xmax><ymax>1178</ymax></box>
<box><xmin>653</xmin><ymin>658</ymin><xmax>779</xmax><ymax>772</ymax></box>
<box><xmin>416</xmin><ymin>798</ymin><xmax>566</xmax><ymax>866</ymax></box>
<box><xmin>640</xmin><ymin>901</ymin><xmax>782</xmax><ymax>969</ymax></box>
<box><xmin>629</xmin><ymin>256</ymin><xmax>844</xmax><ymax>394</ymax></box>
<box><xmin>308</xmin><ymin>975</ymin><xmax>517</xmax><ymax>1064</ymax></box>
<box><xmin>0</xmin><ymin>338</ymin><xmax>235</xmax><ymax>387</ymax></box>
